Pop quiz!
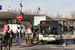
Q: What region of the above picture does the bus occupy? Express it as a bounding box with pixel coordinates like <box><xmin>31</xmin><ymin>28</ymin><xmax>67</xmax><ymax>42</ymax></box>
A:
<box><xmin>39</xmin><ymin>20</ymin><xmax>62</xmax><ymax>44</ymax></box>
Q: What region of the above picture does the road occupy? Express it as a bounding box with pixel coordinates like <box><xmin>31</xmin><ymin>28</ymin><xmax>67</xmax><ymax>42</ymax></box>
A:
<box><xmin>22</xmin><ymin>45</ymin><xmax>74</xmax><ymax>50</ymax></box>
<box><xmin>1</xmin><ymin>33</ymin><xmax>75</xmax><ymax>50</ymax></box>
<box><xmin>11</xmin><ymin>41</ymin><xmax>75</xmax><ymax>50</ymax></box>
<box><xmin>11</xmin><ymin>35</ymin><xmax>75</xmax><ymax>50</ymax></box>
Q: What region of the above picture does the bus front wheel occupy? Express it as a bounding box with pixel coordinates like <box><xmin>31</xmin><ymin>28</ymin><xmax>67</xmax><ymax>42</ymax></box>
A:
<box><xmin>41</xmin><ymin>41</ymin><xmax>47</xmax><ymax>44</ymax></box>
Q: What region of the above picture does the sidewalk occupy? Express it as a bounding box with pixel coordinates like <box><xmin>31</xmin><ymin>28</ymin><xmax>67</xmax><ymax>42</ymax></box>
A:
<box><xmin>11</xmin><ymin>40</ymin><xmax>75</xmax><ymax>49</ymax></box>
<box><xmin>1</xmin><ymin>36</ymin><xmax>39</xmax><ymax>50</ymax></box>
<box><xmin>11</xmin><ymin>38</ymin><xmax>39</xmax><ymax>49</ymax></box>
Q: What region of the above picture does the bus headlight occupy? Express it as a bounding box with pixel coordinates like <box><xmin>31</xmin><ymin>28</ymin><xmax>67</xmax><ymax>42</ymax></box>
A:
<box><xmin>39</xmin><ymin>34</ymin><xmax>43</xmax><ymax>40</ymax></box>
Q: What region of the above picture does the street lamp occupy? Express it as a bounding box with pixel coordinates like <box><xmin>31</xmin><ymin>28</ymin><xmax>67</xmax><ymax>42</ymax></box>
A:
<box><xmin>20</xmin><ymin>0</ymin><xmax>24</xmax><ymax>20</ymax></box>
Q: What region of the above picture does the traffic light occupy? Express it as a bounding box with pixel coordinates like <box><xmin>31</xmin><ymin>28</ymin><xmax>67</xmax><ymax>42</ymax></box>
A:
<box><xmin>16</xmin><ymin>20</ymin><xmax>20</xmax><ymax>24</ymax></box>
<box><xmin>20</xmin><ymin>12</ymin><xmax>23</xmax><ymax>16</ymax></box>
<box><xmin>20</xmin><ymin>13</ymin><xmax>24</xmax><ymax>20</ymax></box>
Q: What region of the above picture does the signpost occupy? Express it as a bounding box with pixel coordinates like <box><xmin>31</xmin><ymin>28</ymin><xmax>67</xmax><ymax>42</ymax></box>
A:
<box><xmin>16</xmin><ymin>14</ymin><xmax>23</xmax><ymax>46</ymax></box>
<box><xmin>17</xmin><ymin>14</ymin><xmax>23</xmax><ymax>21</ymax></box>
<box><xmin>0</xmin><ymin>5</ymin><xmax>2</xmax><ymax>10</ymax></box>
<box><xmin>17</xmin><ymin>0</ymin><xmax>23</xmax><ymax>46</ymax></box>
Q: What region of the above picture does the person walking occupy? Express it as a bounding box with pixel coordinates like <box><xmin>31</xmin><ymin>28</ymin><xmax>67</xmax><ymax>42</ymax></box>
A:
<box><xmin>20</xmin><ymin>31</ymin><xmax>22</xmax><ymax>38</ymax></box>
<box><xmin>33</xmin><ymin>30</ymin><xmax>36</xmax><ymax>38</ymax></box>
<box><xmin>23</xmin><ymin>32</ymin><xmax>25</xmax><ymax>37</ymax></box>
<box><xmin>2</xmin><ymin>30</ymin><xmax>10</xmax><ymax>47</ymax></box>
<box><xmin>10</xmin><ymin>30</ymin><xmax>14</xmax><ymax>38</ymax></box>
<box><xmin>16</xmin><ymin>30</ymin><xmax>19</xmax><ymax>43</ymax></box>
<box><xmin>10</xmin><ymin>30</ymin><xmax>14</xmax><ymax>47</ymax></box>
<box><xmin>25</xmin><ymin>30</ymin><xmax>28</xmax><ymax>39</ymax></box>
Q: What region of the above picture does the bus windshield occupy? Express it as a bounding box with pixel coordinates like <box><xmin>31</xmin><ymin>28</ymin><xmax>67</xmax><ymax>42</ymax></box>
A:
<box><xmin>40</xmin><ymin>24</ymin><xmax>58</xmax><ymax>35</ymax></box>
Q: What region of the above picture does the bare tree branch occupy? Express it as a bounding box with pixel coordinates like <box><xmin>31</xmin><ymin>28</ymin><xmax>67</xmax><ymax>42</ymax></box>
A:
<box><xmin>70</xmin><ymin>11</ymin><xmax>75</xmax><ymax>17</ymax></box>
<box><xmin>55</xmin><ymin>13</ymin><xmax>62</xmax><ymax>18</ymax></box>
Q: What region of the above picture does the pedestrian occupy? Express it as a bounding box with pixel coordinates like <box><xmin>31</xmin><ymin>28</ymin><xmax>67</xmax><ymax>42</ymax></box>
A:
<box><xmin>25</xmin><ymin>30</ymin><xmax>28</xmax><ymax>39</ymax></box>
<box><xmin>2</xmin><ymin>30</ymin><xmax>10</xmax><ymax>47</ymax></box>
<box><xmin>33</xmin><ymin>30</ymin><xmax>36</xmax><ymax>38</ymax></box>
<box><xmin>10</xmin><ymin>30</ymin><xmax>14</xmax><ymax>47</ymax></box>
<box><xmin>23</xmin><ymin>32</ymin><xmax>25</xmax><ymax>37</ymax></box>
<box><xmin>10</xmin><ymin>30</ymin><xmax>14</xmax><ymax>38</ymax></box>
<box><xmin>31</xmin><ymin>27</ymin><xmax>33</xmax><ymax>32</ymax></box>
<box><xmin>16</xmin><ymin>30</ymin><xmax>19</xmax><ymax>43</ymax></box>
<box><xmin>20</xmin><ymin>31</ymin><xmax>22</xmax><ymax>38</ymax></box>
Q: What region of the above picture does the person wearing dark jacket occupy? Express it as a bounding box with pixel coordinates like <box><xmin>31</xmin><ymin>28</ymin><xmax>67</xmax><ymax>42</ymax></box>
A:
<box><xmin>10</xmin><ymin>30</ymin><xmax>14</xmax><ymax>47</ymax></box>
<box><xmin>10</xmin><ymin>30</ymin><xmax>14</xmax><ymax>38</ymax></box>
<box><xmin>33</xmin><ymin>30</ymin><xmax>36</xmax><ymax>37</ymax></box>
<box><xmin>2</xmin><ymin>30</ymin><xmax>10</xmax><ymax>46</ymax></box>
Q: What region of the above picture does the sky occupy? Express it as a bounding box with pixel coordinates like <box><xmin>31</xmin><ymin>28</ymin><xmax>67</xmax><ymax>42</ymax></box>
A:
<box><xmin>0</xmin><ymin>0</ymin><xmax>75</xmax><ymax>18</ymax></box>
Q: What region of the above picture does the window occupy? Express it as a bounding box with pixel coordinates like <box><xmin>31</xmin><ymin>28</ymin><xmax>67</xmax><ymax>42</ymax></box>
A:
<box><xmin>41</xmin><ymin>25</ymin><xmax>58</xmax><ymax>35</ymax></box>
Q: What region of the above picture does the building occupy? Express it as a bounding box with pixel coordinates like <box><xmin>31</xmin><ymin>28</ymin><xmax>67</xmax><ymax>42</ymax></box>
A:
<box><xmin>0</xmin><ymin>10</ymin><xmax>52</xmax><ymax>31</ymax></box>
<box><xmin>66</xmin><ymin>17</ymin><xmax>75</xmax><ymax>26</ymax></box>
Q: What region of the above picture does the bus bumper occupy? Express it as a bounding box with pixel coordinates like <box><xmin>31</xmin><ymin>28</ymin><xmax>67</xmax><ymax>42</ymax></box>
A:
<box><xmin>40</xmin><ymin>37</ymin><xmax>60</xmax><ymax>42</ymax></box>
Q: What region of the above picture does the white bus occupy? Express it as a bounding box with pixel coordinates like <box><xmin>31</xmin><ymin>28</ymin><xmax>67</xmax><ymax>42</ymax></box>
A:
<box><xmin>39</xmin><ymin>20</ymin><xmax>62</xmax><ymax>44</ymax></box>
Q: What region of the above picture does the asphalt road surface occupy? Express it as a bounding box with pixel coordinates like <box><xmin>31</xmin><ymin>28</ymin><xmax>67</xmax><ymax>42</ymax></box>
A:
<box><xmin>11</xmin><ymin>41</ymin><xmax>75</xmax><ymax>50</ymax></box>
<box><xmin>1</xmin><ymin>33</ymin><xmax>75</xmax><ymax>50</ymax></box>
<box><xmin>11</xmin><ymin>34</ymin><xmax>75</xmax><ymax>50</ymax></box>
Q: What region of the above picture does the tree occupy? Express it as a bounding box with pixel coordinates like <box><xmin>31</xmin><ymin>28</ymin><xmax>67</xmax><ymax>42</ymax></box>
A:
<box><xmin>55</xmin><ymin>13</ymin><xmax>62</xmax><ymax>18</ymax></box>
<box><xmin>50</xmin><ymin>13</ymin><xmax>55</xmax><ymax>18</ymax></box>
<box><xmin>70</xmin><ymin>11</ymin><xmax>75</xmax><ymax>17</ymax></box>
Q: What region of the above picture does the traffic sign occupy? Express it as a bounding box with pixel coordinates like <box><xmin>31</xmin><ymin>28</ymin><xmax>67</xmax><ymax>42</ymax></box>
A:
<box><xmin>17</xmin><ymin>14</ymin><xmax>23</xmax><ymax>20</ymax></box>
<box><xmin>0</xmin><ymin>5</ymin><xmax>2</xmax><ymax>10</ymax></box>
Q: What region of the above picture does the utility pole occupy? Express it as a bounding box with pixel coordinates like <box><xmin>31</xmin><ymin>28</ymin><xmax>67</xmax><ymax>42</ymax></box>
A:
<box><xmin>20</xmin><ymin>0</ymin><xmax>23</xmax><ymax>14</ymax></box>
<box><xmin>19</xmin><ymin>0</ymin><xmax>23</xmax><ymax>46</ymax></box>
